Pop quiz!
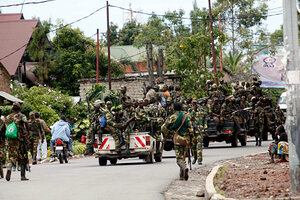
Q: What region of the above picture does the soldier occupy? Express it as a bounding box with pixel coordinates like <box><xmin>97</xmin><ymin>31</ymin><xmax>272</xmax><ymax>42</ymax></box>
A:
<box><xmin>254</xmin><ymin>101</ymin><xmax>265</xmax><ymax>146</ymax></box>
<box><xmin>5</xmin><ymin>102</ymin><xmax>30</xmax><ymax>181</ymax></box>
<box><xmin>121</xmin><ymin>99</ymin><xmax>135</xmax><ymax>154</ymax></box>
<box><xmin>145</xmin><ymin>85</ymin><xmax>156</xmax><ymax>102</ymax></box>
<box><xmin>165</xmin><ymin>97</ymin><xmax>175</xmax><ymax>119</ymax></box>
<box><xmin>120</xmin><ymin>85</ymin><xmax>131</xmax><ymax>107</ymax></box>
<box><xmin>275</xmin><ymin>106</ymin><xmax>285</xmax><ymax>126</ymax></box>
<box><xmin>0</xmin><ymin>109</ymin><xmax>6</xmax><ymax>179</ymax></box>
<box><xmin>84</xmin><ymin>100</ymin><xmax>104</xmax><ymax>156</ymax></box>
<box><xmin>27</xmin><ymin>112</ymin><xmax>44</xmax><ymax>165</ymax></box>
<box><xmin>174</xmin><ymin>86</ymin><xmax>184</xmax><ymax>102</ymax></box>
<box><xmin>168</xmin><ymin>85</ymin><xmax>175</xmax><ymax>100</ymax></box>
<box><xmin>161</xmin><ymin>102</ymin><xmax>193</xmax><ymax>181</ymax></box>
<box><xmin>102</xmin><ymin>101</ymin><xmax>122</xmax><ymax>153</ymax></box>
<box><xmin>134</xmin><ymin>99</ymin><xmax>150</xmax><ymax>132</ymax></box>
<box><xmin>210</xmin><ymin>97</ymin><xmax>221</xmax><ymax>131</ymax></box>
<box><xmin>189</xmin><ymin>99</ymin><xmax>204</xmax><ymax>165</ymax></box>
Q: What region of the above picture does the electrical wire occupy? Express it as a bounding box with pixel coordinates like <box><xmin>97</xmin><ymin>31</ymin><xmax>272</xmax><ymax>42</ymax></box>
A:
<box><xmin>0</xmin><ymin>0</ymin><xmax>55</xmax><ymax>8</ymax></box>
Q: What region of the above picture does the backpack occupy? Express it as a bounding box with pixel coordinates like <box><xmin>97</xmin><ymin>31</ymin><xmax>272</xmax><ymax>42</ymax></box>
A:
<box><xmin>99</xmin><ymin>116</ymin><xmax>106</xmax><ymax>128</ymax></box>
<box><xmin>5</xmin><ymin>122</ymin><xmax>18</xmax><ymax>139</ymax></box>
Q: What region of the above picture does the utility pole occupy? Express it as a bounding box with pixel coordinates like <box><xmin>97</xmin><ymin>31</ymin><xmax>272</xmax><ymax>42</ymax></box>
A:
<box><xmin>219</xmin><ymin>14</ymin><xmax>223</xmax><ymax>72</ymax></box>
<box><xmin>231</xmin><ymin>0</ymin><xmax>235</xmax><ymax>56</ymax></box>
<box><xmin>146</xmin><ymin>42</ymin><xmax>154</xmax><ymax>86</ymax></box>
<box><xmin>96</xmin><ymin>29</ymin><xmax>99</xmax><ymax>84</ymax></box>
<box><xmin>106</xmin><ymin>0</ymin><xmax>112</xmax><ymax>90</ymax></box>
<box><xmin>208</xmin><ymin>0</ymin><xmax>218</xmax><ymax>84</ymax></box>
<box><xmin>283</xmin><ymin>0</ymin><xmax>300</xmax><ymax>192</ymax></box>
<box><xmin>157</xmin><ymin>47</ymin><xmax>164</xmax><ymax>78</ymax></box>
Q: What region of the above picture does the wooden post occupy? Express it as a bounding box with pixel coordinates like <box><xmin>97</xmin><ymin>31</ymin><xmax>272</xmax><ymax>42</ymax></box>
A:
<box><xmin>146</xmin><ymin>42</ymin><xmax>154</xmax><ymax>86</ymax></box>
<box><xmin>157</xmin><ymin>47</ymin><xmax>164</xmax><ymax>78</ymax></box>
<box><xmin>106</xmin><ymin>1</ymin><xmax>111</xmax><ymax>90</ymax></box>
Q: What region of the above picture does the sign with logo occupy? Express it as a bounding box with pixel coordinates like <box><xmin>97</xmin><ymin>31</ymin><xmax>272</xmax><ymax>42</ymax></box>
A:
<box><xmin>252</xmin><ymin>55</ymin><xmax>285</xmax><ymax>88</ymax></box>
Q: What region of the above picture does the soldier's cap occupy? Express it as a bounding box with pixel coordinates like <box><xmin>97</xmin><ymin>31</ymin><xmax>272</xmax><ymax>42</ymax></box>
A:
<box><xmin>93</xmin><ymin>100</ymin><xmax>103</xmax><ymax>107</ymax></box>
<box><xmin>106</xmin><ymin>101</ymin><xmax>112</xmax><ymax>105</ymax></box>
<box><xmin>212</xmin><ymin>84</ymin><xmax>217</xmax><ymax>88</ymax></box>
<box><xmin>12</xmin><ymin>102</ymin><xmax>21</xmax><ymax>108</ymax></box>
<box><xmin>29</xmin><ymin>111</ymin><xmax>35</xmax><ymax>116</ymax></box>
<box><xmin>192</xmin><ymin>99</ymin><xmax>198</xmax><ymax>103</ymax></box>
<box><xmin>121</xmin><ymin>85</ymin><xmax>127</xmax><ymax>90</ymax></box>
<box><xmin>167</xmin><ymin>97</ymin><xmax>172</xmax><ymax>102</ymax></box>
<box><xmin>143</xmin><ymin>99</ymin><xmax>149</xmax><ymax>102</ymax></box>
<box><xmin>138</xmin><ymin>99</ymin><xmax>144</xmax><ymax>103</ymax></box>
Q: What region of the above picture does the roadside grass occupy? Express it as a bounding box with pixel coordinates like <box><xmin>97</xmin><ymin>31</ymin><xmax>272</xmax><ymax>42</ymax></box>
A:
<box><xmin>213</xmin><ymin>164</ymin><xmax>228</xmax><ymax>196</ymax></box>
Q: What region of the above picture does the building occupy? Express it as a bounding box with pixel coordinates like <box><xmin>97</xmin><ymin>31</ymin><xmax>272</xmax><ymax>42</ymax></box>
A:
<box><xmin>0</xmin><ymin>13</ymin><xmax>39</xmax><ymax>93</ymax></box>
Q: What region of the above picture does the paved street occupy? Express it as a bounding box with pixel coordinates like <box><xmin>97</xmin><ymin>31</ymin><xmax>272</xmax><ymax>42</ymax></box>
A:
<box><xmin>0</xmin><ymin>137</ymin><xmax>268</xmax><ymax>200</ymax></box>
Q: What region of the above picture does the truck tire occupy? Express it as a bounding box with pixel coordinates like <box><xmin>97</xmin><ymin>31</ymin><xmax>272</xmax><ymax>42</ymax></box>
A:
<box><xmin>110</xmin><ymin>158</ymin><xmax>117</xmax><ymax>165</ymax></box>
<box><xmin>98</xmin><ymin>157</ymin><xmax>107</xmax><ymax>166</ymax></box>
<box><xmin>146</xmin><ymin>149</ymin><xmax>154</xmax><ymax>163</ymax></box>
<box><xmin>203</xmin><ymin>137</ymin><xmax>209</xmax><ymax>148</ymax></box>
<box><xmin>239</xmin><ymin>135</ymin><xmax>247</xmax><ymax>146</ymax></box>
<box><xmin>231</xmin><ymin>133</ymin><xmax>238</xmax><ymax>147</ymax></box>
<box><xmin>154</xmin><ymin>153</ymin><xmax>162</xmax><ymax>162</ymax></box>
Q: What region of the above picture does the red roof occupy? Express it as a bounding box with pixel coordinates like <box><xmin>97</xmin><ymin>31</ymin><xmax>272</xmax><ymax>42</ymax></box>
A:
<box><xmin>0</xmin><ymin>14</ymin><xmax>38</xmax><ymax>75</ymax></box>
<box><xmin>0</xmin><ymin>13</ymin><xmax>23</xmax><ymax>22</ymax></box>
<box><xmin>122</xmin><ymin>62</ymin><xmax>162</xmax><ymax>73</ymax></box>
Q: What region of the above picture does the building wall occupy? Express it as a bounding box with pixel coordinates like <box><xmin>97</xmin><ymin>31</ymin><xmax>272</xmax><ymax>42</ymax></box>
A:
<box><xmin>0</xmin><ymin>63</ymin><xmax>11</xmax><ymax>94</ymax></box>
<box><xmin>79</xmin><ymin>75</ymin><xmax>181</xmax><ymax>100</ymax></box>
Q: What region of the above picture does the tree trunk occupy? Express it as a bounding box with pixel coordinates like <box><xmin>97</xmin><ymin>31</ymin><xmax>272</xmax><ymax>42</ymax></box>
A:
<box><xmin>146</xmin><ymin>42</ymin><xmax>155</xmax><ymax>86</ymax></box>
<box><xmin>231</xmin><ymin>2</ymin><xmax>235</xmax><ymax>56</ymax></box>
<box><xmin>157</xmin><ymin>47</ymin><xmax>164</xmax><ymax>78</ymax></box>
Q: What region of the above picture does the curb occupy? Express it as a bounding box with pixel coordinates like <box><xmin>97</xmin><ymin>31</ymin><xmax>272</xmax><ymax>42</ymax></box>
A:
<box><xmin>205</xmin><ymin>152</ymin><xmax>267</xmax><ymax>200</ymax></box>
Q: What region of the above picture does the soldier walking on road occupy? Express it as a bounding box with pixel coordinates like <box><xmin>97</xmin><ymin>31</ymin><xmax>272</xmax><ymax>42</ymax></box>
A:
<box><xmin>28</xmin><ymin>112</ymin><xmax>44</xmax><ymax>165</ymax></box>
<box><xmin>162</xmin><ymin>102</ymin><xmax>193</xmax><ymax>181</ymax></box>
<box><xmin>5</xmin><ymin>102</ymin><xmax>30</xmax><ymax>181</ymax></box>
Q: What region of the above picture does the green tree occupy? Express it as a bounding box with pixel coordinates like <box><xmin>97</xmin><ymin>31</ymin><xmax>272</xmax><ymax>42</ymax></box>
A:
<box><xmin>213</xmin><ymin>0</ymin><xmax>268</xmax><ymax>55</ymax></box>
<box><xmin>49</xmin><ymin>25</ymin><xmax>123</xmax><ymax>95</ymax></box>
<box><xmin>119</xmin><ymin>21</ymin><xmax>141</xmax><ymax>45</ymax></box>
<box><xmin>26</xmin><ymin>20</ymin><xmax>52</xmax><ymax>84</ymax></box>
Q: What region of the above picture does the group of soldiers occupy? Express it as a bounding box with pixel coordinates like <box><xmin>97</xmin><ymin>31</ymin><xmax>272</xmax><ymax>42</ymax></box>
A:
<box><xmin>0</xmin><ymin>103</ymin><xmax>47</xmax><ymax>181</ymax></box>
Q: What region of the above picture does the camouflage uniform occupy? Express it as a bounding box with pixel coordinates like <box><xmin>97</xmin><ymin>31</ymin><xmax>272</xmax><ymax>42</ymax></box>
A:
<box><xmin>122</xmin><ymin>102</ymin><xmax>135</xmax><ymax>147</ymax></box>
<box><xmin>5</xmin><ymin>103</ymin><xmax>29</xmax><ymax>181</ymax></box>
<box><xmin>275</xmin><ymin>107</ymin><xmax>285</xmax><ymax>126</ymax></box>
<box><xmin>162</xmin><ymin>110</ymin><xmax>193</xmax><ymax>180</ymax></box>
<box><xmin>102</xmin><ymin>107</ymin><xmax>121</xmax><ymax>152</ymax></box>
<box><xmin>188</xmin><ymin>100</ymin><xmax>206</xmax><ymax>164</ymax></box>
<box><xmin>148</xmin><ymin>103</ymin><xmax>165</xmax><ymax>142</ymax></box>
<box><xmin>28</xmin><ymin>112</ymin><xmax>44</xmax><ymax>164</ymax></box>
<box><xmin>85</xmin><ymin>100</ymin><xmax>104</xmax><ymax>155</ymax></box>
<box><xmin>254</xmin><ymin>102</ymin><xmax>265</xmax><ymax>146</ymax></box>
<box><xmin>134</xmin><ymin>101</ymin><xmax>150</xmax><ymax>132</ymax></box>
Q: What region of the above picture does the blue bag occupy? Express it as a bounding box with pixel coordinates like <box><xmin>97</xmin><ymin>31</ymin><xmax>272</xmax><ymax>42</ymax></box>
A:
<box><xmin>99</xmin><ymin>116</ymin><xmax>106</xmax><ymax>128</ymax></box>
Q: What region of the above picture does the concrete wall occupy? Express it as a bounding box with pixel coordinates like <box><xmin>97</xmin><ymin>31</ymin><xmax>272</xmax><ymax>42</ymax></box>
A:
<box><xmin>79</xmin><ymin>75</ymin><xmax>181</xmax><ymax>100</ymax></box>
<box><xmin>0</xmin><ymin>63</ymin><xmax>11</xmax><ymax>94</ymax></box>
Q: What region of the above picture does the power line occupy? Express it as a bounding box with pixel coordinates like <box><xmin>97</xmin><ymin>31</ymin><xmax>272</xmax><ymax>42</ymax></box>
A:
<box><xmin>0</xmin><ymin>0</ymin><xmax>55</xmax><ymax>8</ymax></box>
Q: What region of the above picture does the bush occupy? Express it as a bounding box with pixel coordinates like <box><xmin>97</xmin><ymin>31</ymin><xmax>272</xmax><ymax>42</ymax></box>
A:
<box><xmin>72</xmin><ymin>140</ymin><xmax>86</xmax><ymax>155</ymax></box>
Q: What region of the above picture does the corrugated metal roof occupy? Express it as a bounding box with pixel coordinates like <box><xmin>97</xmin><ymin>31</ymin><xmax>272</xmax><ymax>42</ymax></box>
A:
<box><xmin>0</xmin><ymin>91</ymin><xmax>24</xmax><ymax>103</ymax></box>
<box><xmin>0</xmin><ymin>14</ymin><xmax>38</xmax><ymax>75</ymax></box>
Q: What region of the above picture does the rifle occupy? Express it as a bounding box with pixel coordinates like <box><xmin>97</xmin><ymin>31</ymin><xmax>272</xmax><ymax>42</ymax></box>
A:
<box><xmin>188</xmin><ymin>134</ymin><xmax>192</xmax><ymax>170</ymax></box>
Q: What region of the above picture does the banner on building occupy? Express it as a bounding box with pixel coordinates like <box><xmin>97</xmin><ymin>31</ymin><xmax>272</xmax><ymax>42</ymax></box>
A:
<box><xmin>252</xmin><ymin>55</ymin><xmax>285</xmax><ymax>88</ymax></box>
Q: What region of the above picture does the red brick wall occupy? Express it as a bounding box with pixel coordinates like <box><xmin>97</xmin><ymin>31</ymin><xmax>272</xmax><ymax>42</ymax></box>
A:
<box><xmin>0</xmin><ymin>63</ymin><xmax>11</xmax><ymax>94</ymax></box>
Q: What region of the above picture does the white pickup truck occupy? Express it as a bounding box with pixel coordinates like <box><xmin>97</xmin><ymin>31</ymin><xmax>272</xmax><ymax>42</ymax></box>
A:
<box><xmin>94</xmin><ymin>132</ymin><xmax>163</xmax><ymax>166</ymax></box>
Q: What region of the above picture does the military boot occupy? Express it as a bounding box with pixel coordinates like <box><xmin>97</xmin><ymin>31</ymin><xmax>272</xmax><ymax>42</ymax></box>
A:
<box><xmin>192</xmin><ymin>157</ymin><xmax>197</xmax><ymax>165</ymax></box>
<box><xmin>178</xmin><ymin>162</ymin><xmax>189</xmax><ymax>181</ymax></box>
<box><xmin>259</xmin><ymin>138</ymin><xmax>262</xmax><ymax>146</ymax></box>
<box><xmin>179</xmin><ymin>169</ymin><xmax>184</xmax><ymax>180</ymax></box>
<box><xmin>32</xmin><ymin>154</ymin><xmax>37</xmax><ymax>165</ymax></box>
<box><xmin>5</xmin><ymin>162</ymin><xmax>12</xmax><ymax>181</ymax></box>
<box><xmin>123</xmin><ymin>144</ymin><xmax>130</xmax><ymax>155</ymax></box>
<box><xmin>117</xmin><ymin>136</ymin><xmax>125</xmax><ymax>149</ymax></box>
<box><xmin>21</xmin><ymin>165</ymin><xmax>29</xmax><ymax>181</ymax></box>
<box><xmin>255</xmin><ymin>137</ymin><xmax>258</xmax><ymax>146</ymax></box>
<box><xmin>156</xmin><ymin>141</ymin><xmax>161</xmax><ymax>154</ymax></box>
<box><xmin>0</xmin><ymin>164</ymin><xmax>3</xmax><ymax>178</ymax></box>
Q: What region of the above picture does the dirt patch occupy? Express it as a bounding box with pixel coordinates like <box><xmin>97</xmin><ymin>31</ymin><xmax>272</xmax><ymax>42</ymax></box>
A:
<box><xmin>214</xmin><ymin>153</ymin><xmax>300</xmax><ymax>199</ymax></box>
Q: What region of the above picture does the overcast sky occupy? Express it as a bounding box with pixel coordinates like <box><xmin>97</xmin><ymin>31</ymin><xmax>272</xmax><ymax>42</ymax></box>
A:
<box><xmin>1</xmin><ymin>0</ymin><xmax>283</xmax><ymax>41</ymax></box>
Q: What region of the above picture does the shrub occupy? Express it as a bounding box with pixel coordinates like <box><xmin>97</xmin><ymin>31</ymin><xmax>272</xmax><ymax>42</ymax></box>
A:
<box><xmin>72</xmin><ymin>140</ymin><xmax>86</xmax><ymax>155</ymax></box>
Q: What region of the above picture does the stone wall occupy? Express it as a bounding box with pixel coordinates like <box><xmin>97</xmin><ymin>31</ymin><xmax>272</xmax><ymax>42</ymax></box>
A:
<box><xmin>0</xmin><ymin>63</ymin><xmax>11</xmax><ymax>94</ymax></box>
<box><xmin>79</xmin><ymin>75</ymin><xmax>181</xmax><ymax>100</ymax></box>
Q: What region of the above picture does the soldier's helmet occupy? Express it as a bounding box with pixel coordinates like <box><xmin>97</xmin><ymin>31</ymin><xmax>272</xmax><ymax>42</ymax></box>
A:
<box><xmin>167</xmin><ymin>97</ymin><xmax>172</xmax><ymax>102</ymax></box>
<box><xmin>138</xmin><ymin>99</ymin><xmax>143</xmax><ymax>104</ymax></box>
<box><xmin>212</xmin><ymin>84</ymin><xmax>217</xmax><ymax>89</ymax></box>
<box><xmin>29</xmin><ymin>111</ymin><xmax>35</xmax><ymax>116</ymax></box>
<box><xmin>12</xmin><ymin>102</ymin><xmax>21</xmax><ymax>108</ymax></box>
<box><xmin>106</xmin><ymin>101</ymin><xmax>112</xmax><ymax>105</ymax></box>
